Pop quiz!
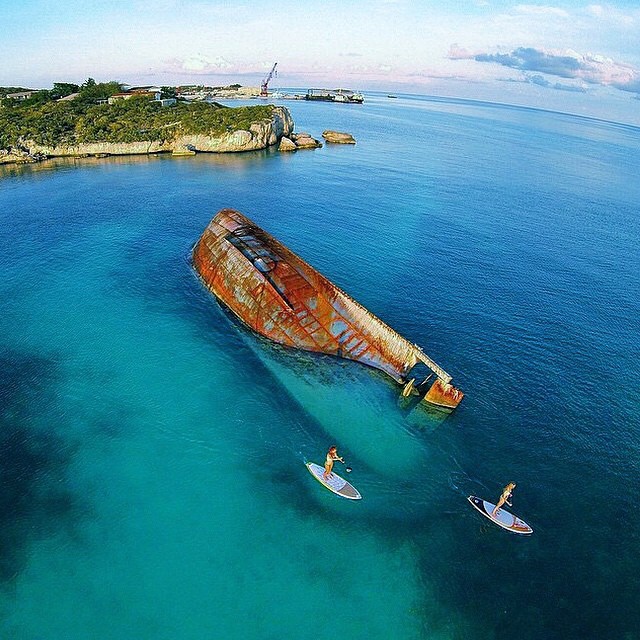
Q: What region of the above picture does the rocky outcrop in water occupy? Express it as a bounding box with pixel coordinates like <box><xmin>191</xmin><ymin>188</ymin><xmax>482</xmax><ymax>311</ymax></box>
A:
<box><xmin>322</xmin><ymin>130</ymin><xmax>356</xmax><ymax>144</ymax></box>
<box><xmin>289</xmin><ymin>132</ymin><xmax>322</xmax><ymax>149</ymax></box>
<box><xmin>277</xmin><ymin>132</ymin><xmax>322</xmax><ymax>152</ymax></box>
<box><xmin>0</xmin><ymin>149</ymin><xmax>38</xmax><ymax>164</ymax></box>
<box><xmin>0</xmin><ymin>106</ymin><xmax>294</xmax><ymax>163</ymax></box>
<box><xmin>278</xmin><ymin>136</ymin><xmax>297</xmax><ymax>152</ymax></box>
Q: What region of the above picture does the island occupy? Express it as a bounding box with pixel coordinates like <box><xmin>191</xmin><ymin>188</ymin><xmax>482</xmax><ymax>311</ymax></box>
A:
<box><xmin>0</xmin><ymin>80</ymin><xmax>294</xmax><ymax>164</ymax></box>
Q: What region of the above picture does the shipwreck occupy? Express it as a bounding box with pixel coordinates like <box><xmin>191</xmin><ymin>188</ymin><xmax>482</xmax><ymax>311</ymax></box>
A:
<box><xmin>192</xmin><ymin>209</ymin><xmax>463</xmax><ymax>411</ymax></box>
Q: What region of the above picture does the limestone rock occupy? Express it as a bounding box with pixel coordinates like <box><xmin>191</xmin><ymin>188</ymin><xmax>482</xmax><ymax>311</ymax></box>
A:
<box><xmin>322</xmin><ymin>130</ymin><xmax>356</xmax><ymax>144</ymax></box>
<box><xmin>0</xmin><ymin>148</ymin><xmax>37</xmax><ymax>164</ymax></box>
<box><xmin>23</xmin><ymin>139</ymin><xmax>168</xmax><ymax>157</ymax></box>
<box><xmin>291</xmin><ymin>132</ymin><xmax>322</xmax><ymax>149</ymax></box>
<box><xmin>279</xmin><ymin>136</ymin><xmax>297</xmax><ymax>152</ymax></box>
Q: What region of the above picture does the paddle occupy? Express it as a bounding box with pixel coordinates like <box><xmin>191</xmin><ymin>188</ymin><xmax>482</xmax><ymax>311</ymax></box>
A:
<box><xmin>340</xmin><ymin>459</ymin><xmax>352</xmax><ymax>473</ymax></box>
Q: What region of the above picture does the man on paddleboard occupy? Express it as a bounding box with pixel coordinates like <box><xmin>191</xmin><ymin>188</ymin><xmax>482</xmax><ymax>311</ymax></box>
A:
<box><xmin>492</xmin><ymin>482</ymin><xmax>516</xmax><ymax>516</ymax></box>
<box><xmin>324</xmin><ymin>446</ymin><xmax>344</xmax><ymax>480</ymax></box>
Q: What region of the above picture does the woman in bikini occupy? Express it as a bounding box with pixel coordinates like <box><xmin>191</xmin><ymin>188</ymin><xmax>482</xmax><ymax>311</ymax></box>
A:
<box><xmin>492</xmin><ymin>482</ymin><xmax>516</xmax><ymax>516</ymax></box>
<box><xmin>323</xmin><ymin>445</ymin><xmax>344</xmax><ymax>480</ymax></box>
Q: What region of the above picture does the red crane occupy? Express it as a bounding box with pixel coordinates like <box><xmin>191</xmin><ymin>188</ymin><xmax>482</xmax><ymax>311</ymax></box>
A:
<box><xmin>260</xmin><ymin>62</ymin><xmax>278</xmax><ymax>97</ymax></box>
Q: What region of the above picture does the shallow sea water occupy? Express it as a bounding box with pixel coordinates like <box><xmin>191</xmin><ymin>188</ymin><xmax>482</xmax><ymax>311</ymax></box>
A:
<box><xmin>1</xmin><ymin>94</ymin><xmax>639</xmax><ymax>639</ymax></box>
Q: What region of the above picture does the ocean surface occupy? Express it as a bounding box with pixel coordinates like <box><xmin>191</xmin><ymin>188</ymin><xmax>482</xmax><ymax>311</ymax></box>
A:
<box><xmin>1</xmin><ymin>93</ymin><xmax>639</xmax><ymax>640</ymax></box>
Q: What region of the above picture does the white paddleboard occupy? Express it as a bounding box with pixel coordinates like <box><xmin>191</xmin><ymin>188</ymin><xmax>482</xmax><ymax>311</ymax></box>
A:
<box><xmin>306</xmin><ymin>462</ymin><xmax>362</xmax><ymax>500</ymax></box>
<box><xmin>468</xmin><ymin>495</ymin><xmax>533</xmax><ymax>535</ymax></box>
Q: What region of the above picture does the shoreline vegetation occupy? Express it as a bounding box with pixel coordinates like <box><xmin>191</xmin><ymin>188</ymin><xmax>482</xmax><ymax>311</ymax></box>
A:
<box><xmin>0</xmin><ymin>79</ymin><xmax>294</xmax><ymax>165</ymax></box>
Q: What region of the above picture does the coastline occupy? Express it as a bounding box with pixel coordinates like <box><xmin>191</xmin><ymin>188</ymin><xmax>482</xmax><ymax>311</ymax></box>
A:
<box><xmin>0</xmin><ymin>104</ymin><xmax>294</xmax><ymax>166</ymax></box>
<box><xmin>1</xmin><ymin>90</ymin><xmax>639</xmax><ymax>640</ymax></box>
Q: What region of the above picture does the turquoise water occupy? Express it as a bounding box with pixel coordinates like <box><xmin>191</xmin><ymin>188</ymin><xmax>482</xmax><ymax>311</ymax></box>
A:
<box><xmin>1</xmin><ymin>94</ymin><xmax>639</xmax><ymax>639</ymax></box>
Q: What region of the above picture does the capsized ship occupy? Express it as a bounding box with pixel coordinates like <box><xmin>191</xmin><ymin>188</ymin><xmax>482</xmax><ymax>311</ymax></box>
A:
<box><xmin>192</xmin><ymin>209</ymin><xmax>463</xmax><ymax>410</ymax></box>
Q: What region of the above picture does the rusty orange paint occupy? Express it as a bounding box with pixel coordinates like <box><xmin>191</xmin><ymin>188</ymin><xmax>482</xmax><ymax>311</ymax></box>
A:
<box><xmin>423</xmin><ymin>378</ymin><xmax>465</xmax><ymax>411</ymax></box>
<box><xmin>193</xmin><ymin>208</ymin><xmax>463</xmax><ymax>410</ymax></box>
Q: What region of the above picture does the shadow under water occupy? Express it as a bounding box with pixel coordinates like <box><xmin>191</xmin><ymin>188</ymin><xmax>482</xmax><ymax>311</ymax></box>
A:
<box><xmin>0</xmin><ymin>348</ymin><xmax>79</xmax><ymax>586</ymax></box>
<box><xmin>211</xmin><ymin>296</ymin><xmax>454</xmax><ymax>479</ymax></box>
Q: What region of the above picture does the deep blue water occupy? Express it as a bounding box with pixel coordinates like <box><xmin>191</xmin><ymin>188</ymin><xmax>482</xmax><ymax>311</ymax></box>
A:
<box><xmin>1</xmin><ymin>93</ymin><xmax>639</xmax><ymax>639</ymax></box>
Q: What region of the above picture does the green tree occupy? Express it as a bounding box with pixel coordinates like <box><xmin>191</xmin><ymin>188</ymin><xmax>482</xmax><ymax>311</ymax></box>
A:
<box><xmin>77</xmin><ymin>81</ymin><xmax>122</xmax><ymax>104</ymax></box>
<box><xmin>0</xmin><ymin>94</ymin><xmax>275</xmax><ymax>148</ymax></box>
<box><xmin>21</xmin><ymin>90</ymin><xmax>53</xmax><ymax>107</ymax></box>
<box><xmin>51</xmin><ymin>83</ymin><xmax>80</xmax><ymax>99</ymax></box>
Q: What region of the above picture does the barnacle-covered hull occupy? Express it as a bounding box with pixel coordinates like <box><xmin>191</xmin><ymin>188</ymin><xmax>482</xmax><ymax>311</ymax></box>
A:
<box><xmin>192</xmin><ymin>209</ymin><xmax>463</xmax><ymax>410</ymax></box>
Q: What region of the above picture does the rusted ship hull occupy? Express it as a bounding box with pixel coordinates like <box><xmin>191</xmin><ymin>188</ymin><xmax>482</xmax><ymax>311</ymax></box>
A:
<box><xmin>192</xmin><ymin>209</ymin><xmax>463</xmax><ymax>410</ymax></box>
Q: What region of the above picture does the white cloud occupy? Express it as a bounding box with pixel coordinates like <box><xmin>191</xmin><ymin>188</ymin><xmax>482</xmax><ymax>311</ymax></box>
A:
<box><xmin>515</xmin><ymin>5</ymin><xmax>569</xmax><ymax>18</ymax></box>
<box><xmin>587</xmin><ymin>4</ymin><xmax>604</xmax><ymax>17</ymax></box>
<box><xmin>448</xmin><ymin>44</ymin><xmax>475</xmax><ymax>60</ymax></box>
<box><xmin>166</xmin><ymin>54</ymin><xmax>234</xmax><ymax>75</ymax></box>
<box><xmin>586</xmin><ymin>3</ymin><xmax>636</xmax><ymax>25</ymax></box>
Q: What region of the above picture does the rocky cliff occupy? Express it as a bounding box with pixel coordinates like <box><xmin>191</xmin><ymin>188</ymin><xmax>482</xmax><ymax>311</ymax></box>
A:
<box><xmin>0</xmin><ymin>106</ymin><xmax>294</xmax><ymax>163</ymax></box>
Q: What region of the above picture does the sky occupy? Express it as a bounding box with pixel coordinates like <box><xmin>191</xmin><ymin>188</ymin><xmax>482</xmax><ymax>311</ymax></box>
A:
<box><xmin>2</xmin><ymin>0</ymin><xmax>639</xmax><ymax>123</ymax></box>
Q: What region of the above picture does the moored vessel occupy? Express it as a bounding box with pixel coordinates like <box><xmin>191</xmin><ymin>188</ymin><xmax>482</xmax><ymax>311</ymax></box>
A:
<box><xmin>305</xmin><ymin>88</ymin><xmax>364</xmax><ymax>104</ymax></box>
